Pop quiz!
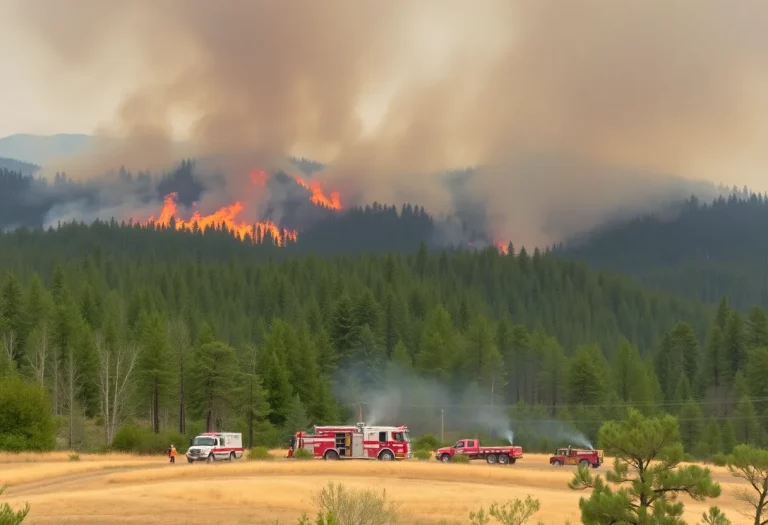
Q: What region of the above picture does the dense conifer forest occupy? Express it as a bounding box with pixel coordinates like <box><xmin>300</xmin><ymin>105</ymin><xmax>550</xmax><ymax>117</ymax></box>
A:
<box><xmin>557</xmin><ymin>192</ymin><xmax>768</xmax><ymax>310</ymax></box>
<box><xmin>2</xmin><ymin>163</ymin><xmax>768</xmax><ymax>463</ymax></box>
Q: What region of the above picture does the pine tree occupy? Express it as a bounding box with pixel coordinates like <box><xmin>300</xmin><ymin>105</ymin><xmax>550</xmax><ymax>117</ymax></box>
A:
<box><xmin>733</xmin><ymin>395</ymin><xmax>760</xmax><ymax>446</ymax></box>
<box><xmin>566</xmin><ymin>344</ymin><xmax>612</xmax><ymax>406</ymax></box>
<box><xmin>238</xmin><ymin>346</ymin><xmax>271</xmax><ymax>448</ymax></box>
<box><xmin>746</xmin><ymin>306</ymin><xmax>768</xmax><ymax>349</ymax></box>
<box><xmin>721</xmin><ymin>421</ymin><xmax>737</xmax><ymax>454</ymax></box>
<box><xmin>678</xmin><ymin>400</ymin><xmax>704</xmax><ymax>453</ymax></box>
<box><xmin>569</xmin><ymin>409</ymin><xmax>721</xmax><ymax>523</ymax></box>
<box><xmin>283</xmin><ymin>394</ymin><xmax>309</xmax><ymax>445</ymax></box>
<box><xmin>189</xmin><ymin>341</ymin><xmax>238</xmax><ymax>432</ymax></box>
<box><xmin>330</xmin><ymin>295</ymin><xmax>356</xmax><ymax>358</ymax></box>
<box><xmin>415</xmin><ymin>306</ymin><xmax>459</xmax><ymax>382</ymax></box>
<box><xmin>704</xmin><ymin>419</ymin><xmax>722</xmax><ymax>455</ymax></box>
<box><xmin>137</xmin><ymin>312</ymin><xmax>173</xmax><ymax>433</ymax></box>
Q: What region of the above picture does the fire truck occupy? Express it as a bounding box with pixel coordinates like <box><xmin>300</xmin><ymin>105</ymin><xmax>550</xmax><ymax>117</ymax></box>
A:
<box><xmin>288</xmin><ymin>422</ymin><xmax>412</xmax><ymax>461</ymax></box>
<box><xmin>549</xmin><ymin>446</ymin><xmax>604</xmax><ymax>468</ymax></box>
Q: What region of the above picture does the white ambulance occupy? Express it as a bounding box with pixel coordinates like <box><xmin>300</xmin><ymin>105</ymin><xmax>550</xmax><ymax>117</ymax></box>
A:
<box><xmin>186</xmin><ymin>432</ymin><xmax>244</xmax><ymax>463</ymax></box>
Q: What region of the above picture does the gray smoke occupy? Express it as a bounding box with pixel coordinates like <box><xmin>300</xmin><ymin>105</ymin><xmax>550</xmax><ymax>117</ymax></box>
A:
<box><xmin>8</xmin><ymin>0</ymin><xmax>768</xmax><ymax>248</ymax></box>
<box><xmin>334</xmin><ymin>362</ymin><xmax>596</xmax><ymax>448</ymax></box>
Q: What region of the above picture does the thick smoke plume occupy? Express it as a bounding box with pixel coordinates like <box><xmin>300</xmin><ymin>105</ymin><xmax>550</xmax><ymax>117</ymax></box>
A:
<box><xmin>10</xmin><ymin>0</ymin><xmax>768</xmax><ymax>247</ymax></box>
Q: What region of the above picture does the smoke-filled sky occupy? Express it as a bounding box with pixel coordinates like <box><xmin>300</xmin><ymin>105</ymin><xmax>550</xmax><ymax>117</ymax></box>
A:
<box><xmin>3</xmin><ymin>0</ymin><xmax>768</xmax><ymax>247</ymax></box>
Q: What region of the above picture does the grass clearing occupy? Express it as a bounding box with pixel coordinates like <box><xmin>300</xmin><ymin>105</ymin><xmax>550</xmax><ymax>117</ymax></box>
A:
<box><xmin>0</xmin><ymin>451</ymin><xmax>754</xmax><ymax>525</ymax></box>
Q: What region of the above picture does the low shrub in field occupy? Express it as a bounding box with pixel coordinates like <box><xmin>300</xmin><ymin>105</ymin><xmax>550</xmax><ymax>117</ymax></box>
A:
<box><xmin>247</xmin><ymin>446</ymin><xmax>274</xmax><ymax>461</ymax></box>
<box><xmin>413</xmin><ymin>449</ymin><xmax>432</xmax><ymax>461</ymax></box>
<box><xmin>292</xmin><ymin>448</ymin><xmax>313</xmax><ymax>460</ymax></box>
<box><xmin>711</xmin><ymin>453</ymin><xmax>728</xmax><ymax>467</ymax></box>
<box><xmin>312</xmin><ymin>482</ymin><xmax>399</xmax><ymax>525</ymax></box>
<box><xmin>450</xmin><ymin>453</ymin><xmax>470</xmax><ymax>464</ymax></box>
<box><xmin>68</xmin><ymin>453</ymin><xmax>80</xmax><ymax>462</ymax></box>
<box><xmin>469</xmin><ymin>496</ymin><xmax>542</xmax><ymax>525</ymax></box>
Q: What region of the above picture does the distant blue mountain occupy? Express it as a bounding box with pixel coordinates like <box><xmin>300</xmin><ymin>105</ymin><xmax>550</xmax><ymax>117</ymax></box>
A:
<box><xmin>0</xmin><ymin>134</ymin><xmax>93</xmax><ymax>166</ymax></box>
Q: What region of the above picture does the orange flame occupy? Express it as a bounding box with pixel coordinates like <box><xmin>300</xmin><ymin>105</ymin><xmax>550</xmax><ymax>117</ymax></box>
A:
<box><xmin>495</xmin><ymin>241</ymin><xmax>509</xmax><ymax>254</ymax></box>
<box><xmin>249</xmin><ymin>169</ymin><xmax>267</xmax><ymax>187</ymax></box>
<box><xmin>145</xmin><ymin>192</ymin><xmax>297</xmax><ymax>247</ymax></box>
<box><xmin>291</xmin><ymin>174</ymin><xmax>342</xmax><ymax>210</ymax></box>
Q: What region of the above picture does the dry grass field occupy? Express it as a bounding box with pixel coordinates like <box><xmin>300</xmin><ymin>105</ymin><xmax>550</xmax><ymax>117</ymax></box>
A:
<box><xmin>0</xmin><ymin>451</ymin><xmax>756</xmax><ymax>524</ymax></box>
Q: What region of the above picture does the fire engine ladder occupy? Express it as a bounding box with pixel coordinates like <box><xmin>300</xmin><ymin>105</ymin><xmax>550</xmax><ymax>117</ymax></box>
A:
<box><xmin>335</xmin><ymin>433</ymin><xmax>350</xmax><ymax>457</ymax></box>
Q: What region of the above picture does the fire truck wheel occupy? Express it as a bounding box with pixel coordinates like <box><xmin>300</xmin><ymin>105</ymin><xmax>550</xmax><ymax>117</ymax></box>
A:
<box><xmin>440</xmin><ymin>454</ymin><xmax>451</xmax><ymax>463</ymax></box>
<box><xmin>497</xmin><ymin>454</ymin><xmax>509</xmax><ymax>465</ymax></box>
<box><xmin>324</xmin><ymin>450</ymin><xmax>339</xmax><ymax>461</ymax></box>
<box><xmin>207</xmin><ymin>454</ymin><xmax>214</xmax><ymax>463</ymax></box>
<box><xmin>486</xmin><ymin>454</ymin><xmax>497</xmax><ymax>465</ymax></box>
<box><xmin>552</xmin><ymin>460</ymin><xmax>563</xmax><ymax>467</ymax></box>
<box><xmin>229</xmin><ymin>452</ymin><xmax>236</xmax><ymax>461</ymax></box>
<box><xmin>379</xmin><ymin>450</ymin><xmax>394</xmax><ymax>461</ymax></box>
<box><xmin>579</xmin><ymin>459</ymin><xmax>590</xmax><ymax>468</ymax></box>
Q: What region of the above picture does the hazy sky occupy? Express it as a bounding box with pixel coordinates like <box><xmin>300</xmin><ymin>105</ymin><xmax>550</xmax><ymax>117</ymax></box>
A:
<box><xmin>3</xmin><ymin>0</ymin><xmax>768</xmax><ymax>246</ymax></box>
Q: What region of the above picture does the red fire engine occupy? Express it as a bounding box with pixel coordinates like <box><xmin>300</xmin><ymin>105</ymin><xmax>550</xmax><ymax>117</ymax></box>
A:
<box><xmin>288</xmin><ymin>422</ymin><xmax>412</xmax><ymax>461</ymax></box>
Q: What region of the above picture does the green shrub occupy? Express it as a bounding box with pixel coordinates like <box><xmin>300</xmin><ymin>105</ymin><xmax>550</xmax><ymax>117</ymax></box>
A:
<box><xmin>111</xmin><ymin>424</ymin><xmax>189</xmax><ymax>455</ymax></box>
<box><xmin>413</xmin><ymin>449</ymin><xmax>432</xmax><ymax>461</ymax></box>
<box><xmin>68</xmin><ymin>453</ymin><xmax>80</xmax><ymax>462</ymax></box>
<box><xmin>712</xmin><ymin>453</ymin><xmax>728</xmax><ymax>467</ymax></box>
<box><xmin>413</xmin><ymin>434</ymin><xmax>439</xmax><ymax>451</ymax></box>
<box><xmin>248</xmin><ymin>446</ymin><xmax>274</xmax><ymax>461</ymax></box>
<box><xmin>293</xmin><ymin>447</ymin><xmax>313</xmax><ymax>460</ymax></box>
<box><xmin>0</xmin><ymin>376</ymin><xmax>55</xmax><ymax>451</ymax></box>
<box><xmin>451</xmin><ymin>453</ymin><xmax>470</xmax><ymax>464</ymax></box>
<box><xmin>311</xmin><ymin>482</ymin><xmax>399</xmax><ymax>525</ymax></box>
<box><xmin>692</xmin><ymin>441</ymin><xmax>711</xmax><ymax>461</ymax></box>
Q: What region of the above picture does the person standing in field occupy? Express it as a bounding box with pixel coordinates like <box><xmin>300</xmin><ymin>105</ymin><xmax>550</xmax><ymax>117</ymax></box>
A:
<box><xmin>169</xmin><ymin>444</ymin><xmax>177</xmax><ymax>464</ymax></box>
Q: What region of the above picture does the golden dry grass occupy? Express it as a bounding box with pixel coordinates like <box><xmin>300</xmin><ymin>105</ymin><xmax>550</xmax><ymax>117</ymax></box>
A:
<box><xmin>0</xmin><ymin>451</ymin><xmax>755</xmax><ymax>525</ymax></box>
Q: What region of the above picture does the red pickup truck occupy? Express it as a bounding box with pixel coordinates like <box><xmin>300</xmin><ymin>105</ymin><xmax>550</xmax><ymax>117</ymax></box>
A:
<box><xmin>435</xmin><ymin>438</ymin><xmax>523</xmax><ymax>465</ymax></box>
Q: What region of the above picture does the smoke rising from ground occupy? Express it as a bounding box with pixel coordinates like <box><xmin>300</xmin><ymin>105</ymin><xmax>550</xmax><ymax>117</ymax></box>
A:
<box><xmin>9</xmin><ymin>0</ymin><xmax>768</xmax><ymax>247</ymax></box>
<box><xmin>333</xmin><ymin>362</ymin><xmax>593</xmax><ymax>448</ymax></box>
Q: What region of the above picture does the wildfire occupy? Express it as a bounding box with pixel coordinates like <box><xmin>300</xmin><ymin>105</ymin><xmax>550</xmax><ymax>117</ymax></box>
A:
<box><xmin>496</xmin><ymin>241</ymin><xmax>509</xmax><ymax>255</ymax></box>
<box><xmin>291</xmin><ymin>174</ymin><xmax>342</xmax><ymax>211</ymax></box>
<box><xmin>249</xmin><ymin>169</ymin><xmax>267</xmax><ymax>187</ymax></box>
<box><xmin>145</xmin><ymin>192</ymin><xmax>298</xmax><ymax>247</ymax></box>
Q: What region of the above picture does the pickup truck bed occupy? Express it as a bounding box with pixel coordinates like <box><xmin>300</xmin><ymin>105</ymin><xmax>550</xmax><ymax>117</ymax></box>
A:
<box><xmin>435</xmin><ymin>439</ymin><xmax>523</xmax><ymax>465</ymax></box>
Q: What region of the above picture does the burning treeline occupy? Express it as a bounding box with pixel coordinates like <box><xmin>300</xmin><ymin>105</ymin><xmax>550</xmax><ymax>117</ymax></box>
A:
<box><xmin>11</xmin><ymin>0</ymin><xmax>768</xmax><ymax>249</ymax></box>
<box><xmin>142</xmin><ymin>169</ymin><xmax>342</xmax><ymax>247</ymax></box>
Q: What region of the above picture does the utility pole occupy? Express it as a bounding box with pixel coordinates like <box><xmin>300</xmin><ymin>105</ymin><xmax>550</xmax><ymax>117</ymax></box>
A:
<box><xmin>440</xmin><ymin>409</ymin><xmax>444</xmax><ymax>443</ymax></box>
<box><xmin>358</xmin><ymin>402</ymin><xmax>363</xmax><ymax>423</ymax></box>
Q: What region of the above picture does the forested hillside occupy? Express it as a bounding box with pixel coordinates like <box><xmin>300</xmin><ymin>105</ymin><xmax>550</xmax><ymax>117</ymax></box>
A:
<box><xmin>3</xmin><ymin>220</ymin><xmax>752</xmax><ymax>456</ymax></box>
<box><xmin>556</xmin><ymin>192</ymin><xmax>768</xmax><ymax>310</ymax></box>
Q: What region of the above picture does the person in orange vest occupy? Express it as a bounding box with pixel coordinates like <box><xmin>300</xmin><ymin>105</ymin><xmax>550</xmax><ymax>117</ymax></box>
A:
<box><xmin>169</xmin><ymin>444</ymin><xmax>177</xmax><ymax>464</ymax></box>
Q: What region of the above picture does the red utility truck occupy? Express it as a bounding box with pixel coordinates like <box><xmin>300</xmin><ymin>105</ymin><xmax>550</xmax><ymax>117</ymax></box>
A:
<box><xmin>549</xmin><ymin>446</ymin><xmax>604</xmax><ymax>468</ymax></box>
<box><xmin>435</xmin><ymin>438</ymin><xmax>523</xmax><ymax>465</ymax></box>
<box><xmin>288</xmin><ymin>422</ymin><xmax>412</xmax><ymax>461</ymax></box>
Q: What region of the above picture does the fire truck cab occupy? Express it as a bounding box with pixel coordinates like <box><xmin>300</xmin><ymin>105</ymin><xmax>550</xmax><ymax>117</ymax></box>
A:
<box><xmin>289</xmin><ymin>422</ymin><xmax>412</xmax><ymax>461</ymax></box>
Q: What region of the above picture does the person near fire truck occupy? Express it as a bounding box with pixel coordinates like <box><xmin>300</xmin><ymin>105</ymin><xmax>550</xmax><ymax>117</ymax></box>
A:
<box><xmin>288</xmin><ymin>435</ymin><xmax>296</xmax><ymax>458</ymax></box>
<box><xmin>168</xmin><ymin>444</ymin><xmax>177</xmax><ymax>463</ymax></box>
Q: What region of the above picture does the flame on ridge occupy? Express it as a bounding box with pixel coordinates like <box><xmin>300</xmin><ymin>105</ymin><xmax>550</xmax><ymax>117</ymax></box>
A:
<box><xmin>291</xmin><ymin>174</ymin><xmax>342</xmax><ymax>210</ymax></box>
<box><xmin>145</xmin><ymin>192</ymin><xmax>298</xmax><ymax>247</ymax></box>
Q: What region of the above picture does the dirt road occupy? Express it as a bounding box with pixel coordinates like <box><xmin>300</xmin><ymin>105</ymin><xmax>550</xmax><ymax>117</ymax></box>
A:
<box><xmin>0</xmin><ymin>453</ymin><xmax>755</xmax><ymax>524</ymax></box>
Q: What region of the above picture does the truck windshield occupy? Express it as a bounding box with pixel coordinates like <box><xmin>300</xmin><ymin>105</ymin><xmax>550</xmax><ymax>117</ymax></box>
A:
<box><xmin>193</xmin><ymin>437</ymin><xmax>216</xmax><ymax>447</ymax></box>
<box><xmin>402</xmin><ymin>432</ymin><xmax>411</xmax><ymax>442</ymax></box>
